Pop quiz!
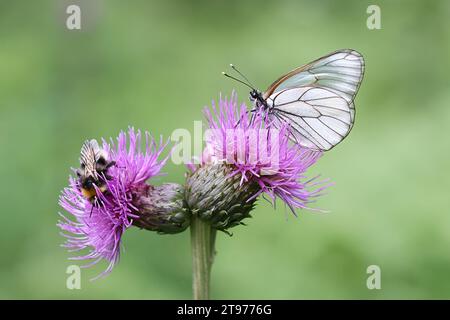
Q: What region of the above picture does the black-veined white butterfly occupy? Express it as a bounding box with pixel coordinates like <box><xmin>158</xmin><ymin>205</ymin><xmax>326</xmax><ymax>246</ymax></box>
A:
<box><xmin>223</xmin><ymin>49</ymin><xmax>365</xmax><ymax>151</ymax></box>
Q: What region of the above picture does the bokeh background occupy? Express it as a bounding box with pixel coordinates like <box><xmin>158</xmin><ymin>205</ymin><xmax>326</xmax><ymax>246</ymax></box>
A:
<box><xmin>1</xmin><ymin>0</ymin><xmax>449</xmax><ymax>299</ymax></box>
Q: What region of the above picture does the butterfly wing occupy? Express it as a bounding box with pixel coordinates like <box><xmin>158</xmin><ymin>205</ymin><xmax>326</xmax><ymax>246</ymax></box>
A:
<box><xmin>264</xmin><ymin>49</ymin><xmax>364</xmax><ymax>150</ymax></box>
<box><xmin>268</xmin><ymin>87</ymin><xmax>352</xmax><ymax>151</ymax></box>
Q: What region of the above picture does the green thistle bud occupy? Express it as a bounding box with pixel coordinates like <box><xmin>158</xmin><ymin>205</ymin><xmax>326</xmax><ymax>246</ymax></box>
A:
<box><xmin>185</xmin><ymin>164</ymin><xmax>258</xmax><ymax>231</ymax></box>
<box><xmin>132</xmin><ymin>183</ymin><xmax>190</xmax><ymax>234</ymax></box>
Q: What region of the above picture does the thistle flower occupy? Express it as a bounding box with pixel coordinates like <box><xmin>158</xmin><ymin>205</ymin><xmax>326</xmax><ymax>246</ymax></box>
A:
<box><xmin>57</xmin><ymin>128</ymin><xmax>189</xmax><ymax>278</ymax></box>
<box><xmin>185</xmin><ymin>93</ymin><xmax>328</xmax><ymax>230</ymax></box>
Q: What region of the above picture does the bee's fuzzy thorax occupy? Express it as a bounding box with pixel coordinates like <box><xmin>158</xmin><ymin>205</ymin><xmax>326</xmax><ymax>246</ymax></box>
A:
<box><xmin>81</xmin><ymin>187</ymin><xmax>96</xmax><ymax>200</ymax></box>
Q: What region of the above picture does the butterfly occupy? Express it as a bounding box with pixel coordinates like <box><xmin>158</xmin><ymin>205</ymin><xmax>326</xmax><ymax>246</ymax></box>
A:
<box><xmin>223</xmin><ymin>49</ymin><xmax>365</xmax><ymax>151</ymax></box>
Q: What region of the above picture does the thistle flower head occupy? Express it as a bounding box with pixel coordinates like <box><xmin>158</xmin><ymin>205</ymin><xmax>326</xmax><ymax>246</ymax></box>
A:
<box><xmin>187</xmin><ymin>93</ymin><xmax>329</xmax><ymax>230</ymax></box>
<box><xmin>57</xmin><ymin>127</ymin><xmax>170</xmax><ymax>278</ymax></box>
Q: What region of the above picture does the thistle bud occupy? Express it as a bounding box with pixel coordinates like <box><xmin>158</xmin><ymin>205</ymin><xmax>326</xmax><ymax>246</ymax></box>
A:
<box><xmin>185</xmin><ymin>164</ymin><xmax>258</xmax><ymax>231</ymax></box>
<box><xmin>132</xmin><ymin>183</ymin><xmax>190</xmax><ymax>234</ymax></box>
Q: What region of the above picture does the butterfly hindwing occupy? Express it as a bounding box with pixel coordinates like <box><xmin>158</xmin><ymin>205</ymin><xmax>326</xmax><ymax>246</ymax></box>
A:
<box><xmin>268</xmin><ymin>87</ymin><xmax>352</xmax><ymax>151</ymax></box>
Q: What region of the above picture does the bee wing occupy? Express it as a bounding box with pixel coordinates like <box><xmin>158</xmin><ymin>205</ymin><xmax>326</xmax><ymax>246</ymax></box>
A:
<box><xmin>80</xmin><ymin>140</ymin><xmax>100</xmax><ymax>177</ymax></box>
<box><xmin>264</xmin><ymin>49</ymin><xmax>364</xmax><ymax>126</ymax></box>
<box><xmin>268</xmin><ymin>86</ymin><xmax>353</xmax><ymax>151</ymax></box>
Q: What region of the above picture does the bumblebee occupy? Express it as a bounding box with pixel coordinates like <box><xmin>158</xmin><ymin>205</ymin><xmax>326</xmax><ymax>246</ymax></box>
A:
<box><xmin>76</xmin><ymin>139</ymin><xmax>115</xmax><ymax>203</ymax></box>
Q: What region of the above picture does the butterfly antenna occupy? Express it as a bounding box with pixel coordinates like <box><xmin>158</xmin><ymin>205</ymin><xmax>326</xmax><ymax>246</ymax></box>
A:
<box><xmin>230</xmin><ymin>64</ymin><xmax>255</xmax><ymax>89</ymax></box>
<box><xmin>222</xmin><ymin>72</ymin><xmax>254</xmax><ymax>90</ymax></box>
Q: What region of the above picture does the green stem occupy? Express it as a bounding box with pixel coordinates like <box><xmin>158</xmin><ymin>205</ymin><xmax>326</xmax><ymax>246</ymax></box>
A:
<box><xmin>190</xmin><ymin>215</ymin><xmax>216</xmax><ymax>300</ymax></box>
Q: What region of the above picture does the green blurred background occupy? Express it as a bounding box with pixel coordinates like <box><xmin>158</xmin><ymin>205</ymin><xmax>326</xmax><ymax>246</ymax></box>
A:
<box><xmin>0</xmin><ymin>0</ymin><xmax>449</xmax><ymax>299</ymax></box>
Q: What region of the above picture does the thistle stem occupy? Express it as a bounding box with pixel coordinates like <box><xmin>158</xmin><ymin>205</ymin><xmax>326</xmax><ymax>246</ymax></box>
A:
<box><xmin>190</xmin><ymin>215</ymin><xmax>216</xmax><ymax>300</ymax></box>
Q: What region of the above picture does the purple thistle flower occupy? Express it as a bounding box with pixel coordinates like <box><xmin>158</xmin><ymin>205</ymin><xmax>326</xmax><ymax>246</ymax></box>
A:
<box><xmin>202</xmin><ymin>92</ymin><xmax>329</xmax><ymax>215</ymax></box>
<box><xmin>57</xmin><ymin>127</ymin><xmax>170</xmax><ymax>279</ymax></box>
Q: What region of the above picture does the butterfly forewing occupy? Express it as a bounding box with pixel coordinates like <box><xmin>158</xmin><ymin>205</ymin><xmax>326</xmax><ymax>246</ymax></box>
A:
<box><xmin>265</xmin><ymin>49</ymin><xmax>364</xmax><ymax>151</ymax></box>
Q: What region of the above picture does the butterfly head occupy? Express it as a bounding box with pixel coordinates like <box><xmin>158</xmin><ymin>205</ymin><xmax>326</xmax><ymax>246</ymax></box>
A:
<box><xmin>249</xmin><ymin>89</ymin><xmax>259</xmax><ymax>101</ymax></box>
<box><xmin>250</xmin><ymin>89</ymin><xmax>270</xmax><ymax>110</ymax></box>
<box><xmin>223</xmin><ymin>65</ymin><xmax>270</xmax><ymax>110</ymax></box>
